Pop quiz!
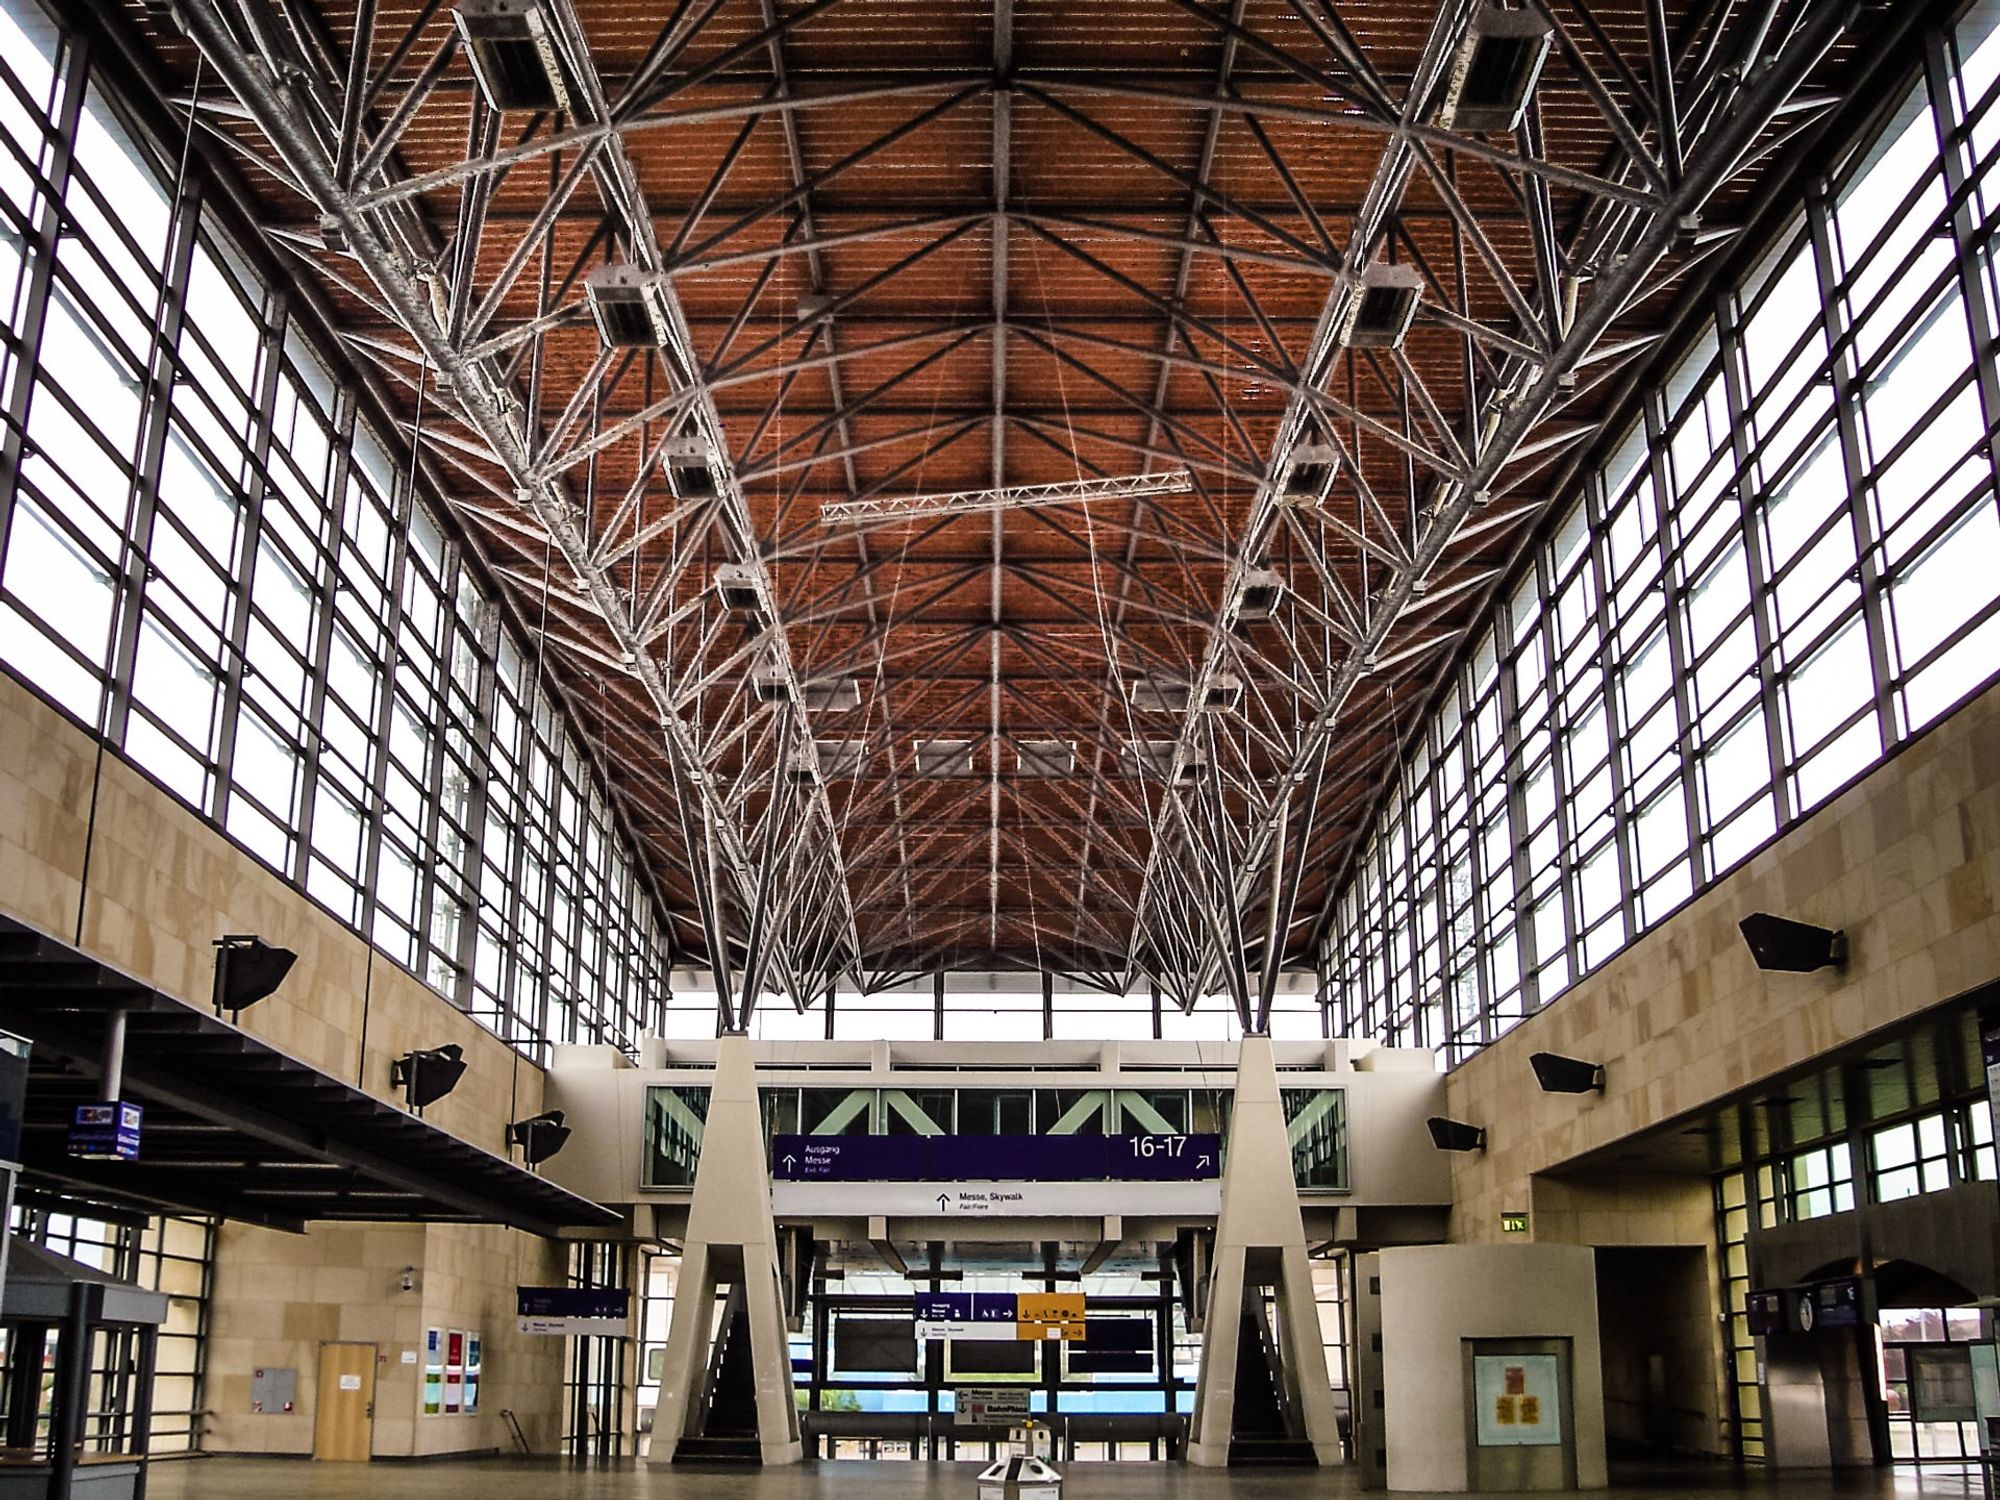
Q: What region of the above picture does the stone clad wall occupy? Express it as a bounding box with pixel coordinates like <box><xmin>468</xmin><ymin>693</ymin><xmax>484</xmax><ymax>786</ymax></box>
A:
<box><xmin>1445</xmin><ymin>678</ymin><xmax>2000</xmax><ymax>1234</ymax></box>
<box><xmin>0</xmin><ymin>668</ymin><xmax>575</xmax><ymax>1456</ymax></box>
<box><xmin>1430</xmin><ymin>679</ymin><xmax>2000</xmax><ymax>1461</ymax></box>
<box><xmin>204</xmin><ymin>1221</ymin><xmax>567</xmax><ymax>1458</ymax></box>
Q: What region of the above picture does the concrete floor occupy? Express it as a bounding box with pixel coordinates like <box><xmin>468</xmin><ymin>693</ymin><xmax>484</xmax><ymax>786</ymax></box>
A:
<box><xmin>143</xmin><ymin>1457</ymin><xmax>1991</xmax><ymax>1499</ymax></box>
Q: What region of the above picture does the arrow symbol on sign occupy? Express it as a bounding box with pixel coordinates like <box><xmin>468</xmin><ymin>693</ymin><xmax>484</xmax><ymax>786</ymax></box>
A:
<box><xmin>782</xmin><ymin>1154</ymin><xmax>796</xmax><ymax>1170</ymax></box>
<box><xmin>936</xmin><ymin>1193</ymin><xmax>950</xmax><ymax>1210</ymax></box>
<box><xmin>1197</xmin><ymin>1154</ymin><xmax>1212</xmax><ymax>1170</ymax></box>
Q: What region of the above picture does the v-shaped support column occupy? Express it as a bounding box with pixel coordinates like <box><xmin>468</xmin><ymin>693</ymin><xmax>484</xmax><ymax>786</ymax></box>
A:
<box><xmin>1187</xmin><ymin>1034</ymin><xmax>1343</xmax><ymax>1466</ymax></box>
<box><xmin>648</xmin><ymin>1034</ymin><xmax>803</xmax><ymax>1464</ymax></box>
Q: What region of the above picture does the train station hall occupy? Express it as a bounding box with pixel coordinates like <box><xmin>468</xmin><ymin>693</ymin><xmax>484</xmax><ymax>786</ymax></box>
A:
<box><xmin>0</xmin><ymin>0</ymin><xmax>1994</xmax><ymax>1493</ymax></box>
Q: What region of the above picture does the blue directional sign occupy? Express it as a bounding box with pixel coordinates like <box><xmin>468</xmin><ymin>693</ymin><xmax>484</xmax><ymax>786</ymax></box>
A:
<box><xmin>772</xmin><ymin>1135</ymin><xmax>925</xmax><ymax>1180</ymax></box>
<box><xmin>770</xmin><ymin>1132</ymin><xmax>1221</xmax><ymax>1182</ymax></box>
<box><xmin>69</xmin><ymin>1101</ymin><xmax>141</xmax><ymax>1162</ymax></box>
<box><xmin>1113</xmin><ymin>1132</ymin><xmax>1221</xmax><ymax>1180</ymax></box>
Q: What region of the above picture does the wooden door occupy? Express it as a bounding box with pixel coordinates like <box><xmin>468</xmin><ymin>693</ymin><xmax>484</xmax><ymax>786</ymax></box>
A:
<box><xmin>313</xmin><ymin>1342</ymin><xmax>376</xmax><ymax>1461</ymax></box>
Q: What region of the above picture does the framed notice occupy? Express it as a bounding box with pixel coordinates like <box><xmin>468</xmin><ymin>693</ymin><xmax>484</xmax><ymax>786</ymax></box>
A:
<box><xmin>464</xmin><ymin>1333</ymin><xmax>483</xmax><ymax>1415</ymax></box>
<box><xmin>1473</xmin><ymin>1353</ymin><xmax>1561</xmax><ymax>1447</ymax></box>
<box><xmin>445</xmin><ymin>1329</ymin><xmax>465</xmax><ymax>1414</ymax></box>
<box><xmin>423</xmin><ymin>1328</ymin><xmax>444</xmax><ymax>1416</ymax></box>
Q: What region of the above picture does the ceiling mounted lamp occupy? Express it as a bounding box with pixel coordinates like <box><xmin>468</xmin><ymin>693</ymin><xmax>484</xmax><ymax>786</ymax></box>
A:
<box><xmin>1530</xmin><ymin>1051</ymin><xmax>1606</xmax><ymax>1094</ymax></box>
<box><xmin>1338</xmin><ymin>262</ymin><xmax>1426</xmax><ymax>350</ymax></box>
<box><xmin>913</xmin><ymin>739</ymin><xmax>976</xmax><ymax>778</ymax></box>
<box><xmin>211</xmin><ymin>935</ymin><xmax>298</xmax><ymax>1017</ymax></box>
<box><xmin>665</xmin><ymin>434</ymin><xmax>719</xmax><ymax>500</ymax></box>
<box><xmin>454</xmin><ymin>0</ymin><xmax>572</xmax><ymax>115</ymax></box>
<box><xmin>713</xmin><ymin>562</ymin><xmax>767</xmax><ymax>620</ymax></box>
<box><xmin>584</xmin><ymin>264</ymin><xmax>673</xmax><ymax>349</ymax></box>
<box><xmin>1740</xmin><ymin>913</ymin><xmax>1847</xmax><ymax>973</ymax></box>
<box><xmin>507</xmin><ymin>1109</ymin><xmax>573</xmax><ymax>1167</ymax></box>
<box><xmin>1426</xmin><ymin>1116</ymin><xmax>1487</xmax><ymax>1153</ymax></box>
<box><xmin>790</xmin><ymin>739</ymin><xmax>866</xmax><ymax>784</ymax></box>
<box><xmin>1232</xmin><ymin>568</ymin><xmax>1284</xmax><ymax>623</ymax></box>
<box><xmin>1438</xmin><ymin>3</ymin><xmax>1556</xmax><ymax>133</ymax></box>
<box><xmin>1123</xmin><ymin>675</ymin><xmax>1242</xmax><ymax>715</ymax></box>
<box><xmin>1276</xmin><ymin>443</ymin><xmax>1338</xmax><ymax>508</ymax></box>
<box><xmin>392</xmin><ymin>1044</ymin><xmax>467</xmax><ymax>1112</ymax></box>
<box><xmin>755</xmin><ymin>669</ymin><xmax>862</xmax><ymax>712</ymax></box>
<box><xmin>1016</xmin><ymin>738</ymin><xmax>1076</xmax><ymax>778</ymax></box>
<box><xmin>1121</xmin><ymin>739</ymin><xmax>1206</xmax><ymax>786</ymax></box>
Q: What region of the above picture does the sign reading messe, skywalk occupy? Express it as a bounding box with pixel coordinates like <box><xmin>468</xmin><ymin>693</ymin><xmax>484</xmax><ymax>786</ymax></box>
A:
<box><xmin>769</xmin><ymin>1132</ymin><xmax>1220</xmax><ymax>1183</ymax></box>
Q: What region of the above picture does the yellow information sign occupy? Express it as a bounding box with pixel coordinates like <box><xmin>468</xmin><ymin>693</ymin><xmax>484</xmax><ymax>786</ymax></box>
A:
<box><xmin>1014</xmin><ymin>1292</ymin><xmax>1086</xmax><ymax>1341</ymax></box>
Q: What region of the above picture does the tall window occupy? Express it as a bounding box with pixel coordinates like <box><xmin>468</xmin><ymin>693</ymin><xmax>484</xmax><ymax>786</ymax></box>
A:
<box><xmin>1322</xmin><ymin>4</ymin><xmax>2000</xmax><ymax>1062</ymax></box>
<box><xmin>0</xmin><ymin>0</ymin><xmax>671</xmax><ymax>1059</ymax></box>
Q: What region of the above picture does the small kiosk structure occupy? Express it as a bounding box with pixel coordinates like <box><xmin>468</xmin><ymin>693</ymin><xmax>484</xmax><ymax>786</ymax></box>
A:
<box><xmin>0</xmin><ymin>1237</ymin><xmax>167</xmax><ymax>1499</ymax></box>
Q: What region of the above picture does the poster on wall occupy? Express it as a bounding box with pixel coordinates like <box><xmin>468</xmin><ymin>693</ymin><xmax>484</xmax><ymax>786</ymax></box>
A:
<box><xmin>465</xmin><ymin>1333</ymin><xmax>483</xmax><ymax>1415</ymax></box>
<box><xmin>1473</xmin><ymin>1354</ymin><xmax>1562</xmax><ymax>1447</ymax></box>
<box><xmin>444</xmin><ymin>1330</ymin><xmax>465</xmax><ymax>1414</ymax></box>
<box><xmin>423</xmin><ymin>1328</ymin><xmax>443</xmax><ymax>1416</ymax></box>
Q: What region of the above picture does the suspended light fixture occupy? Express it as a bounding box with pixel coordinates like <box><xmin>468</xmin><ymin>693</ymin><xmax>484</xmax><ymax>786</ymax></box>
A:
<box><xmin>454</xmin><ymin>0</ymin><xmax>572</xmax><ymax>115</ymax></box>
<box><xmin>913</xmin><ymin>739</ymin><xmax>976</xmax><ymax>777</ymax></box>
<box><xmin>713</xmin><ymin>562</ymin><xmax>766</xmax><ymax>620</ymax></box>
<box><xmin>584</xmin><ymin>264</ymin><xmax>674</xmax><ymax>348</ymax></box>
<box><xmin>1439</xmin><ymin>4</ymin><xmax>1556</xmax><ymax>133</ymax></box>
<box><xmin>1015</xmin><ymin>739</ymin><xmax>1076</xmax><ymax>778</ymax></box>
<box><xmin>1233</xmin><ymin>568</ymin><xmax>1284</xmax><ymax>622</ymax></box>
<box><xmin>665</xmin><ymin>434</ymin><xmax>719</xmax><ymax>500</ymax></box>
<box><xmin>1338</xmin><ymin>262</ymin><xmax>1426</xmax><ymax>350</ymax></box>
<box><xmin>1121</xmin><ymin>740</ymin><xmax>1206</xmax><ymax>786</ymax></box>
<box><xmin>1123</xmin><ymin>676</ymin><xmax>1242</xmax><ymax>715</ymax></box>
<box><xmin>1277</xmin><ymin>443</ymin><xmax>1339</xmax><ymax>507</ymax></box>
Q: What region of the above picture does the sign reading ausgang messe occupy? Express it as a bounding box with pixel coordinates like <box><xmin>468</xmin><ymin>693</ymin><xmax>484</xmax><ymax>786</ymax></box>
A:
<box><xmin>771</xmin><ymin>1132</ymin><xmax>1220</xmax><ymax>1183</ymax></box>
<box><xmin>516</xmin><ymin>1286</ymin><xmax>630</xmax><ymax>1336</ymax></box>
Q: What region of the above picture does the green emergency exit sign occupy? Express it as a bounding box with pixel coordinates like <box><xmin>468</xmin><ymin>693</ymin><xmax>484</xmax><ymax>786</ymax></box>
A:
<box><xmin>1500</xmin><ymin>1211</ymin><xmax>1529</xmax><ymax>1234</ymax></box>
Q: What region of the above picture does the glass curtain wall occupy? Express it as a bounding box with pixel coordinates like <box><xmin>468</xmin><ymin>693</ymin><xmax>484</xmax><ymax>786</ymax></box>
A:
<box><xmin>0</xmin><ymin>0</ymin><xmax>672</xmax><ymax>1059</ymax></box>
<box><xmin>1321</xmin><ymin>0</ymin><xmax>2000</xmax><ymax>1062</ymax></box>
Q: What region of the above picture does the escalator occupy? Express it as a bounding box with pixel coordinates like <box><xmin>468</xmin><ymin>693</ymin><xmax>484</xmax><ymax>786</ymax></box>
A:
<box><xmin>1227</xmin><ymin>1297</ymin><xmax>1315</xmax><ymax>1466</ymax></box>
<box><xmin>674</xmin><ymin>1285</ymin><xmax>763</xmax><ymax>1463</ymax></box>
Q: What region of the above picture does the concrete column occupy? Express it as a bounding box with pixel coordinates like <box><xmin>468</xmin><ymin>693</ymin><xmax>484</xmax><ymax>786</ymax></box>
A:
<box><xmin>1187</xmin><ymin>1034</ymin><xmax>1342</xmax><ymax>1465</ymax></box>
<box><xmin>648</xmin><ymin>1034</ymin><xmax>803</xmax><ymax>1464</ymax></box>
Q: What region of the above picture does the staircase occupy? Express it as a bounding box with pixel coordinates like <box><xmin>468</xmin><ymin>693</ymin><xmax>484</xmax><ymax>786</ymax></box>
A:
<box><xmin>1227</xmin><ymin>1298</ymin><xmax>1315</xmax><ymax>1466</ymax></box>
<box><xmin>673</xmin><ymin>1286</ymin><xmax>763</xmax><ymax>1463</ymax></box>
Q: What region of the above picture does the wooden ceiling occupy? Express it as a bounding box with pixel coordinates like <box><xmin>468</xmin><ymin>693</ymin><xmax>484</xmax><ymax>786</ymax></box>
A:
<box><xmin>130</xmin><ymin>0</ymin><xmax>1872</xmax><ymax>1012</ymax></box>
